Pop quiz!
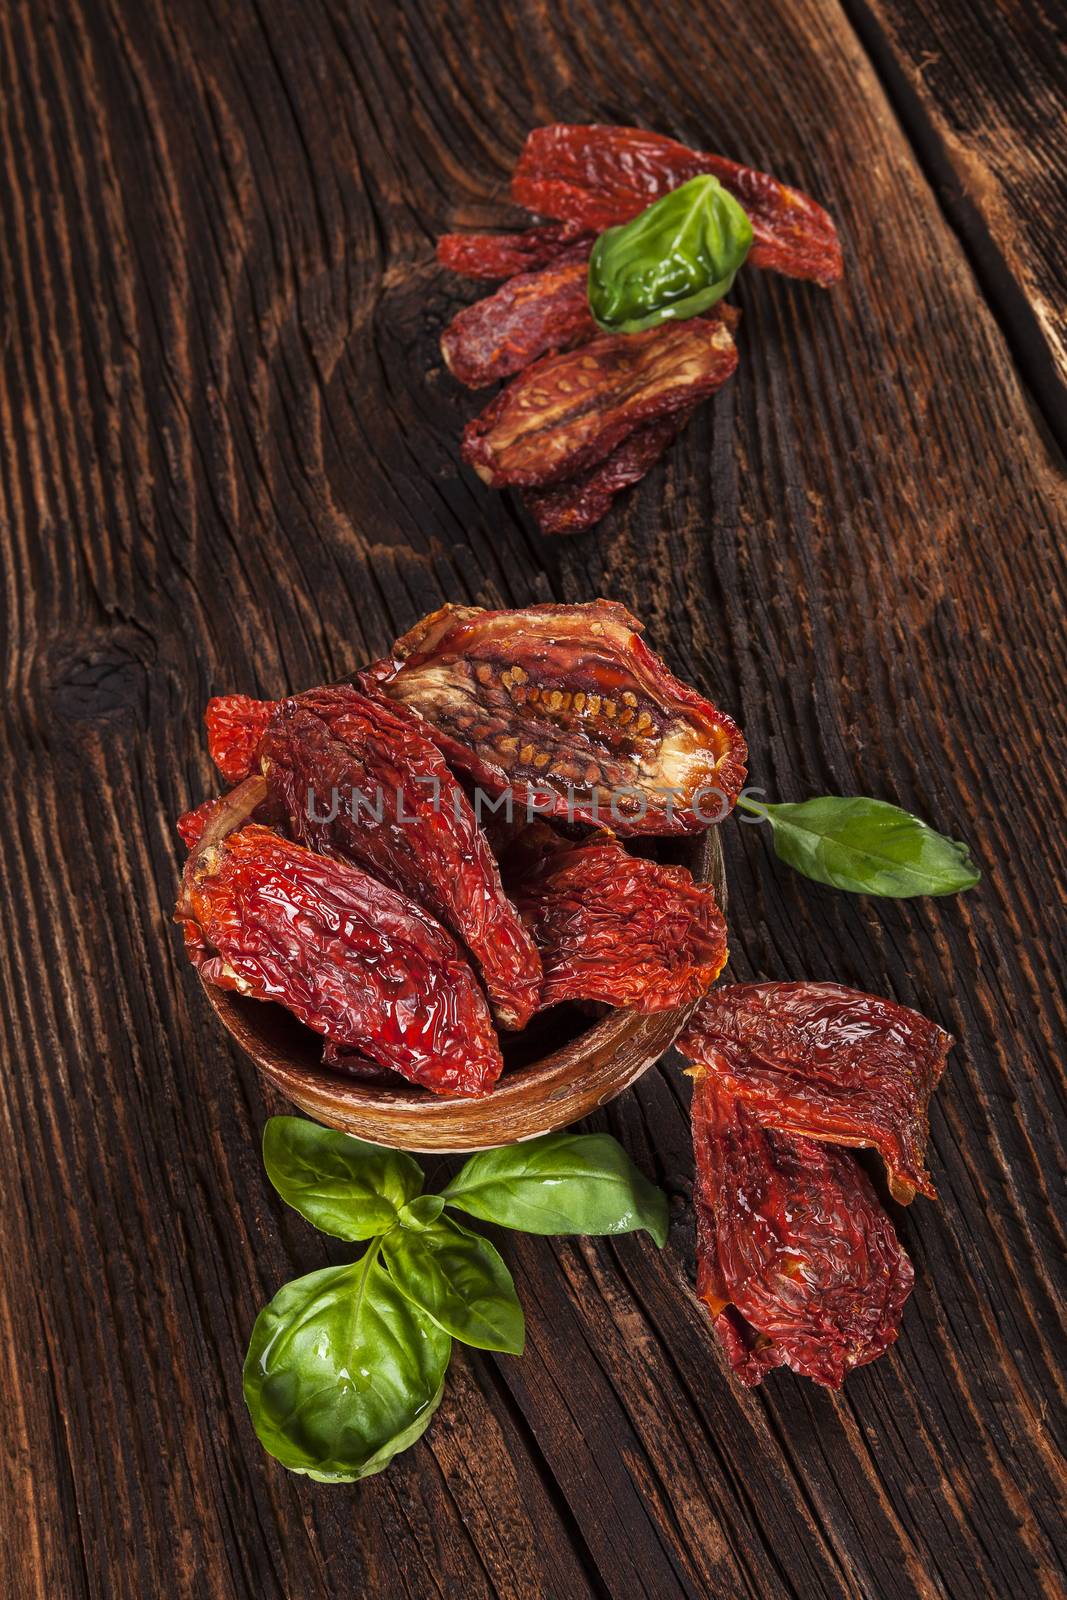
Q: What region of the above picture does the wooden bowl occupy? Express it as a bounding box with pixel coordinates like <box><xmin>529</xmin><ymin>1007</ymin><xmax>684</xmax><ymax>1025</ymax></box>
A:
<box><xmin>194</xmin><ymin>787</ymin><xmax>726</xmax><ymax>1152</ymax></box>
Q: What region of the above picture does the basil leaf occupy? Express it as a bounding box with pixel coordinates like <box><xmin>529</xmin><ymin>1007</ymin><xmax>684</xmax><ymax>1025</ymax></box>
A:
<box><xmin>739</xmin><ymin>794</ymin><xmax>980</xmax><ymax>897</ymax></box>
<box><xmin>263</xmin><ymin>1117</ymin><xmax>423</xmax><ymax>1240</ymax></box>
<box><xmin>398</xmin><ymin>1195</ymin><xmax>446</xmax><ymax>1230</ymax></box>
<box><xmin>383</xmin><ymin>1216</ymin><xmax>524</xmax><ymax>1355</ymax></box>
<box><xmin>442</xmin><ymin>1133</ymin><xmax>669</xmax><ymax>1245</ymax></box>
<box><xmin>243</xmin><ymin>1251</ymin><xmax>451</xmax><ymax>1482</ymax></box>
<box><xmin>588</xmin><ymin>175</ymin><xmax>752</xmax><ymax>334</ymax></box>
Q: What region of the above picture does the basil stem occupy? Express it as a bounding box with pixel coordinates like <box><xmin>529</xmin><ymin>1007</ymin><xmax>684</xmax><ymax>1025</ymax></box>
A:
<box><xmin>737</xmin><ymin>793</ymin><xmax>980</xmax><ymax>897</ymax></box>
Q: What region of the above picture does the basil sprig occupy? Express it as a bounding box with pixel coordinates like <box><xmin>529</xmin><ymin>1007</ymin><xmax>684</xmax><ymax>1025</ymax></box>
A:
<box><xmin>588</xmin><ymin>175</ymin><xmax>753</xmax><ymax>334</ymax></box>
<box><xmin>245</xmin><ymin>1118</ymin><xmax>669</xmax><ymax>1481</ymax></box>
<box><xmin>382</xmin><ymin>1216</ymin><xmax>525</xmax><ymax>1354</ymax></box>
<box><xmin>737</xmin><ymin>793</ymin><xmax>980</xmax><ymax>897</ymax></box>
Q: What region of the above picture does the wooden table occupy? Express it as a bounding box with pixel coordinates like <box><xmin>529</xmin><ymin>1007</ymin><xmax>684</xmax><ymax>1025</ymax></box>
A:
<box><xmin>1</xmin><ymin>1</ymin><xmax>1063</xmax><ymax>1595</ymax></box>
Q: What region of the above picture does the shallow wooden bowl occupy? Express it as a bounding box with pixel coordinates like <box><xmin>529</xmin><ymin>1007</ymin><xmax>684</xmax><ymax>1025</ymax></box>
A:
<box><xmin>198</xmin><ymin>805</ymin><xmax>726</xmax><ymax>1153</ymax></box>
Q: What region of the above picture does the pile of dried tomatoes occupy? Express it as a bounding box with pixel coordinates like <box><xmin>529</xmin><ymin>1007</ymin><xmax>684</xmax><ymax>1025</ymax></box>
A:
<box><xmin>177</xmin><ymin>598</ymin><xmax>951</xmax><ymax>1390</ymax></box>
<box><xmin>176</xmin><ymin>600</ymin><xmax>742</xmax><ymax>1092</ymax></box>
<box><xmin>438</xmin><ymin>124</ymin><xmax>843</xmax><ymax>533</ymax></box>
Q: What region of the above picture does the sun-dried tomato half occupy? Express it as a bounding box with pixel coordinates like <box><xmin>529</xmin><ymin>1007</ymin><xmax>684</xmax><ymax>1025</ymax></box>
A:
<box><xmin>205</xmin><ymin>694</ymin><xmax>275</xmax><ymax>784</ymax></box>
<box><xmin>692</xmin><ymin>1071</ymin><xmax>914</xmax><ymax>1387</ymax></box>
<box><xmin>512</xmin><ymin>125</ymin><xmax>843</xmax><ymax>288</ymax></box>
<box><xmin>437</xmin><ymin>220</ymin><xmax>593</xmax><ymax>279</ymax></box>
<box><xmin>679</xmin><ymin>982</ymin><xmax>951</xmax><ymax>1202</ymax></box>
<box><xmin>177</xmin><ymin>823</ymin><xmax>502</xmax><ymax>1097</ymax></box>
<box><xmin>441</xmin><ymin>249</ymin><xmax>594</xmax><ymax>389</ymax></box>
<box><xmin>462</xmin><ymin>315</ymin><xmax>738</xmax><ymax>489</ymax></box>
<box><xmin>259</xmin><ymin>683</ymin><xmax>542</xmax><ymax>1030</ymax></box>
<box><xmin>524</xmin><ymin>407</ymin><xmax>695</xmax><ymax>536</ymax></box>
<box><xmin>366</xmin><ymin>600</ymin><xmax>747</xmax><ymax>834</ymax></box>
<box><xmin>503</xmin><ymin>822</ymin><xmax>727</xmax><ymax>1010</ymax></box>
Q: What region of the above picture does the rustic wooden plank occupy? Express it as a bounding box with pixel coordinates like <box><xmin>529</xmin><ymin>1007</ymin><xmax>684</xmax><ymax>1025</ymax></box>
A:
<box><xmin>0</xmin><ymin>0</ymin><xmax>1064</xmax><ymax>1596</ymax></box>
<box><xmin>843</xmin><ymin>0</ymin><xmax>1067</xmax><ymax>441</ymax></box>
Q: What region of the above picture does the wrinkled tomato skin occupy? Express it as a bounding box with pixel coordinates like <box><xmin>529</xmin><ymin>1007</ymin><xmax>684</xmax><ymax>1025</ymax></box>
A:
<box><xmin>367</xmin><ymin>600</ymin><xmax>747</xmax><ymax>836</ymax></box>
<box><xmin>322</xmin><ymin>1038</ymin><xmax>405</xmax><ymax>1085</ymax></box>
<box><xmin>176</xmin><ymin>824</ymin><xmax>502</xmax><ymax>1097</ymax></box>
<box><xmin>512</xmin><ymin>125</ymin><xmax>843</xmax><ymax>288</ymax></box>
<box><xmin>504</xmin><ymin>822</ymin><xmax>727</xmax><ymax>1011</ymax></box>
<box><xmin>260</xmin><ymin>684</ymin><xmax>542</xmax><ymax>1030</ymax></box>
<box><xmin>692</xmin><ymin>1071</ymin><xmax>914</xmax><ymax>1388</ymax></box>
<box><xmin>524</xmin><ymin>409</ymin><xmax>694</xmax><ymax>536</ymax></box>
<box><xmin>680</xmin><ymin>982</ymin><xmax>951</xmax><ymax>1201</ymax></box>
<box><xmin>441</xmin><ymin>249</ymin><xmax>594</xmax><ymax>389</ymax></box>
<box><xmin>461</xmin><ymin>315</ymin><xmax>738</xmax><ymax>490</ymax></box>
<box><xmin>205</xmin><ymin>694</ymin><xmax>275</xmax><ymax>783</ymax></box>
<box><xmin>437</xmin><ymin>220</ymin><xmax>593</xmax><ymax>280</ymax></box>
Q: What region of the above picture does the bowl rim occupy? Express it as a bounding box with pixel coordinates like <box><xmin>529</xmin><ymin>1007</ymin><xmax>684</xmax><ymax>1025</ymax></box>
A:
<box><xmin>191</xmin><ymin>785</ymin><xmax>726</xmax><ymax>1152</ymax></box>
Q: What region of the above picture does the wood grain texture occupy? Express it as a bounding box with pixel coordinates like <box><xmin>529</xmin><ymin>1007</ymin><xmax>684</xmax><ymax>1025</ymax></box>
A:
<box><xmin>0</xmin><ymin>1</ymin><xmax>1064</xmax><ymax>1597</ymax></box>
<box><xmin>844</xmin><ymin>0</ymin><xmax>1067</xmax><ymax>437</ymax></box>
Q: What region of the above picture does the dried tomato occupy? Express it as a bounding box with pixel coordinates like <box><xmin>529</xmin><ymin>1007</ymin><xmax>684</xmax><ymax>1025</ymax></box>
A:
<box><xmin>177</xmin><ymin>794</ymin><xmax>228</xmax><ymax>850</ymax></box>
<box><xmin>259</xmin><ymin>684</ymin><xmax>542</xmax><ymax>1030</ymax></box>
<box><xmin>441</xmin><ymin>249</ymin><xmax>594</xmax><ymax>389</ymax></box>
<box><xmin>177</xmin><ymin>823</ymin><xmax>502</xmax><ymax>1097</ymax></box>
<box><xmin>177</xmin><ymin>787</ymin><xmax>285</xmax><ymax>850</ymax></box>
<box><xmin>437</xmin><ymin>220</ymin><xmax>592</xmax><ymax>279</ymax></box>
<box><xmin>504</xmin><ymin>822</ymin><xmax>727</xmax><ymax>1011</ymax></box>
<box><xmin>462</xmin><ymin>314</ymin><xmax>738</xmax><ymax>490</ymax></box>
<box><xmin>512</xmin><ymin>125</ymin><xmax>843</xmax><ymax>287</ymax></box>
<box><xmin>518</xmin><ymin>305</ymin><xmax>736</xmax><ymax>533</ymax></box>
<box><xmin>205</xmin><ymin>694</ymin><xmax>275</xmax><ymax>783</ymax></box>
<box><xmin>367</xmin><ymin>600</ymin><xmax>747</xmax><ymax>835</ymax></box>
<box><xmin>692</xmin><ymin>1070</ymin><xmax>914</xmax><ymax>1387</ymax></box>
<box><xmin>679</xmin><ymin>982</ymin><xmax>951</xmax><ymax>1201</ymax></box>
<box><xmin>322</xmin><ymin>1039</ymin><xmax>405</xmax><ymax>1085</ymax></box>
<box><xmin>524</xmin><ymin>408</ymin><xmax>694</xmax><ymax>536</ymax></box>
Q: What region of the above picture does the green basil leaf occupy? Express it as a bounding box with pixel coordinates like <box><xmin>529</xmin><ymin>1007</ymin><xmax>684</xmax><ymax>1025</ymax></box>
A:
<box><xmin>398</xmin><ymin>1195</ymin><xmax>446</xmax><ymax>1230</ymax></box>
<box><xmin>262</xmin><ymin>1117</ymin><xmax>423</xmax><ymax>1240</ymax></box>
<box><xmin>243</xmin><ymin>1252</ymin><xmax>451</xmax><ymax>1482</ymax></box>
<box><xmin>588</xmin><ymin>175</ymin><xmax>752</xmax><ymax>334</ymax></box>
<box><xmin>383</xmin><ymin>1216</ymin><xmax>524</xmax><ymax>1354</ymax></box>
<box><xmin>740</xmin><ymin>794</ymin><xmax>980</xmax><ymax>897</ymax></box>
<box><xmin>442</xmin><ymin>1133</ymin><xmax>669</xmax><ymax>1245</ymax></box>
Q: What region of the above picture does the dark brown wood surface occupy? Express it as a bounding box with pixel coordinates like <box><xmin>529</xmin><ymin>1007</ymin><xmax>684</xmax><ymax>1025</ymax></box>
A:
<box><xmin>0</xmin><ymin>1</ymin><xmax>1064</xmax><ymax>1595</ymax></box>
<box><xmin>845</xmin><ymin>0</ymin><xmax>1067</xmax><ymax>444</ymax></box>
